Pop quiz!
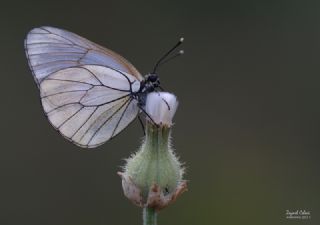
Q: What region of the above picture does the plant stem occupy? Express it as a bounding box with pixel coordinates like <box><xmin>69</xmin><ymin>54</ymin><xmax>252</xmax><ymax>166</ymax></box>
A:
<box><xmin>143</xmin><ymin>207</ymin><xmax>157</xmax><ymax>225</ymax></box>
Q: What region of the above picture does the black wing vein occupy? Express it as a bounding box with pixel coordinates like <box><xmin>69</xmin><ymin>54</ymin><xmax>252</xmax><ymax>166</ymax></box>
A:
<box><xmin>87</xmin><ymin>98</ymin><xmax>131</xmax><ymax>146</ymax></box>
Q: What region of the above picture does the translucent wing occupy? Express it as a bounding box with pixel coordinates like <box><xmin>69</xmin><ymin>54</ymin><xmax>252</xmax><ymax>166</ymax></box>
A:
<box><xmin>24</xmin><ymin>27</ymin><xmax>143</xmax><ymax>148</ymax></box>
<box><xmin>40</xmin><ymin>65</ymin><xmax>140</xmax><ymax>148</ymax></box>
<box><xmin>25</xmin><ymin>26</ymin><xmax>143</xmax><ymax>86</ymax></box>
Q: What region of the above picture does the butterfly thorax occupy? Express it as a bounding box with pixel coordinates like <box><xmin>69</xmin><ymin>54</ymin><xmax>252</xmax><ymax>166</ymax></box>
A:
<box><xmin>135</xmin><ymin>73</ymin><xmax>160</xmax><ymax>107</ymax></box>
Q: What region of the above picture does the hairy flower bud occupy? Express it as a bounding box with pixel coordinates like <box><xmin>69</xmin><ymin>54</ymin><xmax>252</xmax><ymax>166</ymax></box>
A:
<box><xmin>118</xmin><ymin>92</ymin><xmax>187</xmax><ymax>211</ymax></box>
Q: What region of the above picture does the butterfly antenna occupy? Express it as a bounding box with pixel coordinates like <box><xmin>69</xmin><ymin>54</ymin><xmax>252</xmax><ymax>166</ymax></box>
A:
<box><xmin>152</xmin><ymin>37</ymin><xmax>184</xmax><ymax>73</ymax></box>
<box><xmin>158</xmin><ymin>50</ymin><xmax>184</xmax><ymax>67</ymax></box>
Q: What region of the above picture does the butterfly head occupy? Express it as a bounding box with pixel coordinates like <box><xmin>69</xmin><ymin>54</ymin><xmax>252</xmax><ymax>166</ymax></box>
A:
<box><xmin>138</xmin><ymin>73</ymin><xmax>160</xmax><ymax>94</ymax></box>
<box><xmin>146</xmin><ymin>73</ymin><xmax>160</xmax><ymax>88</ymax></box>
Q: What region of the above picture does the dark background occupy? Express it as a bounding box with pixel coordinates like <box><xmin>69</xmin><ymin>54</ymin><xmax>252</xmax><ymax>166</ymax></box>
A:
<box><xmin>1</xmin><ymin>0</ymin><xmax>319</xmax><ymax>224</ymax></box>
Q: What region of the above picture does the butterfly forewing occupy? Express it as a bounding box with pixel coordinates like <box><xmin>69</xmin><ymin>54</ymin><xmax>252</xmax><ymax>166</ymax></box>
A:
<box><xmin>25</xmin><ymin>26</ymin><xmax>143</xmax><ymax>85</ymax></box>
<box><xmin>25</xmin><ymin>26</ymin><xmax>143</xmax><ymax>148</ymax></box>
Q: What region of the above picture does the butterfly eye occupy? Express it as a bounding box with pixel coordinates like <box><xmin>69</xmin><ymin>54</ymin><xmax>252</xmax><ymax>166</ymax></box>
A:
<box><xmin>148</xmin><ymin>74</ymin><xmax>158</xmax><ymax>82</ymax></box>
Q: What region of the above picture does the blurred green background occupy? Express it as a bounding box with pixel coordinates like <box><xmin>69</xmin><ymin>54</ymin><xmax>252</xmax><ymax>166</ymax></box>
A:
<box><xmin>0</xmin><ymin>0</ymin><xmax>319</xmax><ymax>224</ymax></box>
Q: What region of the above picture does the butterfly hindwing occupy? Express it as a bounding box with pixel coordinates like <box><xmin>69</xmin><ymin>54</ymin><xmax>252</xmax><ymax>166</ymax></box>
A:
<box><xmin>40</xmin><ymin>65</ymin><xmax>140</xmax><ymax>148</ymax></box>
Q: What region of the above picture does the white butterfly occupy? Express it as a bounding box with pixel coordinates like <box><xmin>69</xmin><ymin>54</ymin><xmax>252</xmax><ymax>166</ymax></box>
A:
<box><xmin>24</xmin><ymin>26</ymin><xmax>183</xmax><ymax>148</ymax></box>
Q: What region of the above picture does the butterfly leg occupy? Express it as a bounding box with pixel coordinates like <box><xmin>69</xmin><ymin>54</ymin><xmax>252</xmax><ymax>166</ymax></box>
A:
<box><xmin>158</xmin><ymin>85</ymin><xmax>165</xmax><ymax>91</ymax></box>
<box><xmin>155</xmin><ymin>91</ymin><xmax>171</xmax><ymax>111</ymax></box>
<box><xmin>138</xmin><ymin>105</ymin><xmax>159</xmax><ymax>128</ymax></box>
<box><xmin>138</xmin><ymin>114</ymin><xmax>146</xmax><ymax>135</ymax></box>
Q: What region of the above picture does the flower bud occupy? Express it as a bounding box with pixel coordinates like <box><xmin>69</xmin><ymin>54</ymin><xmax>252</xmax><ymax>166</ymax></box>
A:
<box><xmin>145</xmin><ymin>92</ymin><xmax>178</xmax><ymax>126</ymax></box>
<box><xmin>118</xmin><ymin>92</ymin><xmax>187</xmax><ymax>211</ymax></box>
